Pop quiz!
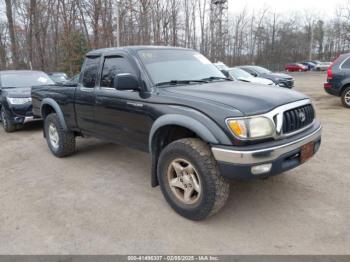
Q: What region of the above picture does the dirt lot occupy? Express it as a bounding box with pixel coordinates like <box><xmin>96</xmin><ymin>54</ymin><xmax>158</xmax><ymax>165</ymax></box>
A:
<box><xmin>0</xmin><ymin>72</ymin><xmax>349</xmax><ymax>255</ymax></box>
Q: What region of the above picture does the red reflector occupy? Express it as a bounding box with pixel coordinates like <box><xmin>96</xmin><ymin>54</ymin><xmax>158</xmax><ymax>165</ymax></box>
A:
<box><xmin>324</xmin><ymin>83</ymin><xmax>332</xmax><ymax>89</ymax></box>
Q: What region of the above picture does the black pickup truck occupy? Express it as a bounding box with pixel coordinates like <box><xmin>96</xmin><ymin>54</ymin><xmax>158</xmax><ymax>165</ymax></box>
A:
<box><xmin>32</xmin><ymin>46</ymin><xmax>322</xmax><ymax>220</ymax></box>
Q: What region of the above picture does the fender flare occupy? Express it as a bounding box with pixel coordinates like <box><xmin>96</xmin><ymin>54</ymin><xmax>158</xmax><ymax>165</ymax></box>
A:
<box><xmin>149</xmin><ymin>114</ymin><xmax>220</xmax><ymax>153</ymax></box>
<box><xmin>148</xmin><ymin>114</ymin><xmax>231</xmax><ymax>187</ymax></box>
<box><xmin>341</xmin><ymin>79</ymin><xmax>350</xmax><ymax>93</ymax></box>
<box><xmin>40</xmin><ymin>98</ymin><xmax>68</xmax><ymax>131</ymax></box>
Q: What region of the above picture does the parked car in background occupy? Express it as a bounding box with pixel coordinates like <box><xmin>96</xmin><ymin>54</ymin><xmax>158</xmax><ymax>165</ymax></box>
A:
<box><xmin>238</xmin><ymin>65</ymin><xmax>294</xmax><ymax>88</ymax></box>
<box><xmin>213</xmin><ymin>62</ymin><xmax>229</xmax><ymax>71</ymax></box>
<box><xmin>48</xmin><ymin>72</ymin><xmax>69</xmax><ymax>84</ymax></box>
<box><xmin>65</xmin><ymin>74</ymin><xmax>80</xmax><ymax>85</ymax></box>
<box><xmin>324</xmin><ymin>53</ymin><xmax>350</xmax><ymax>108</ymax></box>
<box><xmin>32</xmin><ymin>46</ymin><xmax>321</xmax><ymax>220</ymax></box>
<box><xmin>0</xmin><ymin>70</ymin><xmax>54</xmax><ymax>132</ymax></box>
<box><xmin>301</xmin><ymin>62</ymin><xmax>316</xmax><ymax>71</ymax></box>
<box><xmin>315</xmin><ymin>62</ymin><xmax>332</xmax><ymax>71</ymax></box>
<box><xmin>310</xmin><ymin>60</ymin><xmax>322</xmax><ymax>65</ymax></box>
<box><xmin>285</xmin><ymin>63</ymin><xmax>308</xmax><ymax>72</ymax></box>
<box><xmin>222</xmin><ymin>67</ymin><xmax>276</xmax><ymax>86</ymax></box>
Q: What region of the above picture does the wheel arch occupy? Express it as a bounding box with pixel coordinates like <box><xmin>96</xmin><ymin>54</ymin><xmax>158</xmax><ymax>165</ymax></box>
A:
<box><xmin>341</xmin><ymin>81</ymin><xmax>350</xmax><ymax>94</ymax></box>
<box><xmin>41</xmin><ymin>98</ymin><xmax>68</xmax><ymax>131</ymax></box>
<box><xmin>149</xmin><ymin>114</ymin><xmax>228</xmax><ymax>187</ymax></box>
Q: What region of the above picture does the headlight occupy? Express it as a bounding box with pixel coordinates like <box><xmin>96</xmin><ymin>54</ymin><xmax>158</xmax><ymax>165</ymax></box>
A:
<box><xmin>227</xmin><ymin>117</ymin><xmax>275</xmax><ymax>139</ymax></box>
<box><xmin>6</xmin><ymin>97</ymin><xmax>32</xmax><ymax>105</ymax></box>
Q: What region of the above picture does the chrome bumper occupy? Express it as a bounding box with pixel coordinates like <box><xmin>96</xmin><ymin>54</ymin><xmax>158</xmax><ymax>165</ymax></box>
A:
<box><xmin>212</xmin><ymin>126</ymin><xmax>322</xmax><ymax>165</ymax></box>
<box><xmin>23</xmin><ymin>116</ymin><xmax>41</xmax><ymax>124</ymax></box>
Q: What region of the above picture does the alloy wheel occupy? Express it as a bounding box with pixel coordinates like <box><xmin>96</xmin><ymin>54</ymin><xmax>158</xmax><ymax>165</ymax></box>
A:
<box><xmin>167</xmin><ymin>158</ymin><xmax>202</xmax><ymax>205</ymax></box>
<box><xmin>48</xmin><ymin>123</ymin><xmax>60</xmax><ymax>149</ymax></box>
<box><xmin>345</xmin><ymin>90</ymin><xmax>350</xmax><ymax>106</ymax></box>
<box><xmin>1</xmin><ymin>110</ymin><xmax>8</xmax><ymax>129</ymax></box>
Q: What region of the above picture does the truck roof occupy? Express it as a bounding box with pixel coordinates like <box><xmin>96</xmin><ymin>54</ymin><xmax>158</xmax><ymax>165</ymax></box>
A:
<box><xmin>86</xmin><ymin>45</ymin><xmax>192</xmax><ymax>56</ymax></box>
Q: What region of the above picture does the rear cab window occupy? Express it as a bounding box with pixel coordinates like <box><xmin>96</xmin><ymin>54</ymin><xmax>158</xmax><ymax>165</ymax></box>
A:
<box><xmin>82</xmin><ymin>56</ymin><xmax>101</xmax><ymax>88</ymax></box>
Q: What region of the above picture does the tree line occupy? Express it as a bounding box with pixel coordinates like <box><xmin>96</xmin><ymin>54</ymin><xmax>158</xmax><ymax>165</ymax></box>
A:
<box><xmin>1</xmin><ymin>0</ymin><xmax>350</xmax><ymax>75</ymax></box>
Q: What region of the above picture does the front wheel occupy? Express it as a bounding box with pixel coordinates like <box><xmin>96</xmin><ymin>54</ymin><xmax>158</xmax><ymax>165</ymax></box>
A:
<box><xmin>341</xmin><ymin>87</ymin><xmax>350</xmax><ymax>108</ymax></box>
<box><xmin>1</xmin><ymin>107</ymin><xmax>16</xmax><ymax>132</ymax></box>
<box><xmin>44</xmin><ymin>113</ymin><xmax>76</xmax><ymax>157</ymax></box>
<box><xmin>157</xmin><ymin>138</ymin><xmax>230</xmax><ymax>220</ymax></box>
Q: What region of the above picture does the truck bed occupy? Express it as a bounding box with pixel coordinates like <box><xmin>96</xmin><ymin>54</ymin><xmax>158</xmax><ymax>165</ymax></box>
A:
<box><xmin>31</xmin><ymin>84</ymin><xmax>78</xmax><ymax>129</ymax></box>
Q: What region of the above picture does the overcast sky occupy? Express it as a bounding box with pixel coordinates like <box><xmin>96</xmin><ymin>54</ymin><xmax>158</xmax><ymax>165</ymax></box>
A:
<box><xmin>228</xmin><ymin>0</ymin><xmax>345</xmax><ymax>16</ymax></box>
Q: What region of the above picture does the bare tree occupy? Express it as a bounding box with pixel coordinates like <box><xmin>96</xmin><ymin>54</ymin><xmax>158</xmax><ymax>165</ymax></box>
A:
<box><xmin>4</xmin><ymin>0</ymin><xmax>19</xmax><ymax>68</ymax></box>
<box><xmin>0</xmin><ymin>0</ymin><xmax>349</xmax><ymax>73</ymax></box>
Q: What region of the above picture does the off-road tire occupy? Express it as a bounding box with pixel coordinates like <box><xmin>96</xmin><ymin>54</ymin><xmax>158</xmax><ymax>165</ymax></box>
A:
<box><xmin>1</xmin><ymin>107</ymin><xmax>16</xmax><ymax>132</ymax></box>
<box><xmin>341</xmin><ymin>87</ymin><xmax>350</xmax><ymax>108</ymax></box>
<box><xmin>157</xmin><ymin>138</ymin><xmax>230</xmax><ymax>221</ymax></box>
<box><xmin>44</xmin><ymin>113</ymin><xmax>76</xmax><ymax>157</ymax></box>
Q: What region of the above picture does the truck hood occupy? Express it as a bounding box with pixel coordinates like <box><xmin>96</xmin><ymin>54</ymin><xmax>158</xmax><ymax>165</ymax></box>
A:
<box><xmin>2</xmin><ymin>87</ymin><xmax>31</xmax><ymax>98</ymax></box>
<box><xmin>161</xmin><ymin>81</ymin><xmax>308</xmax><ymax>116</ymax></box>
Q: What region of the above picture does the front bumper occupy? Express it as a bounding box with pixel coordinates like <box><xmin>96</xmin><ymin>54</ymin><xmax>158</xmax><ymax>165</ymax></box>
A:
<box><xmin>211</xmin><ymin>124</ymin><xmax>322</xmax><ymax>179</ymax></box>
<box><xmin>5</xmin><ymin>104</ymin><xmax>41</xmax><ymax>125</ymax></box>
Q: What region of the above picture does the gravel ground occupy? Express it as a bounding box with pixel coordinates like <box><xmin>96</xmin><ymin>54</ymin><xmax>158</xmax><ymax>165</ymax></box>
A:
<box><xmin>0</xmin><ymin>72</ymin><xmax>349</xmax><ymax>255</ymax></box>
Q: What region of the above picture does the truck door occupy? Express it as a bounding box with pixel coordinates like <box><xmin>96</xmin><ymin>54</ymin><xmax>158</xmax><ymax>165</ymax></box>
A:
<box><xmin>75</xmin><ymin>56</ymin><xmax>101</xmax><ymax>133</ymax></box>
<box><xmin>94</xmin><ymin>55</ymin><xmax>152</xmax><ymax>151</ymax></box>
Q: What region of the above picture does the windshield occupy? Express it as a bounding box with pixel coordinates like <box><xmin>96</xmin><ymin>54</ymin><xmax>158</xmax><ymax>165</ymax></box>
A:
<box><xmin>251</xmin><ymin>66</ymin><xmax>271</xmax><ymax>74</ymax></box>
<box><xmin>228</xmin><ymin>68</ymin><xmax>253</xmax><ymax>79</ymax></box>
<box><xmin>138</xmin><ymin>49</ymin><xmax>225</xmax><ymax>85</ymax></box>
<box><xmin>1</xmin><ymin>72</ymin><xmax>54</xmax><ymax>88</ymax></box>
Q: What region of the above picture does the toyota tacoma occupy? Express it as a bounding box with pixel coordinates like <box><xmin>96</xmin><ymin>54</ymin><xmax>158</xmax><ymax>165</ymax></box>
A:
<box><xmin>31</xmin><ymin>46</ymin><xmax>322</xmax><ymax>220</ymax></box>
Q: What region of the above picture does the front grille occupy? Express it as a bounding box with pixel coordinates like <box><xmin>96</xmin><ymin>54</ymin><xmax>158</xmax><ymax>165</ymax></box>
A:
<box><xmin>282</xmin><ymin>104</ymin><xmax>314</xmax><ymax>134</ymax></box>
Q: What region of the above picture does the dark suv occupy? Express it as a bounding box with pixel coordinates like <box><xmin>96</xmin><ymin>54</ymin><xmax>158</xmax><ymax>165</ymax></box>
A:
<box><xmin>0</xmin><ymin>70</ymin><xmax>54</xmax><ymax>132</ymax></box>
<box><xmin>324</xmin><ymin>53</ymin><xmax>350</xmax><ymax>108</ymax></box>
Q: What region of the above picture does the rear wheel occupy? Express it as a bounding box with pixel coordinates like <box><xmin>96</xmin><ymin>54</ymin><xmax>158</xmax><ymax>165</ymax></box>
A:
<box><xmin>341</xmin><ymin>87</ymin><xmax>350</xmax><ymax>108</ymax></box>
<box><xmin>44</xmin><ymin>113</ymin><xmax>76</xmax><ymax>157</ymax></box>
<box><xmin>1</xmin><ymin>107</ymin><xmax>16</xmax><ymax>132</ymax></box>
<box><xmin>157</xmin><ymin>138</ymin><xmax>230</xmax><ymax>220</ymax></box>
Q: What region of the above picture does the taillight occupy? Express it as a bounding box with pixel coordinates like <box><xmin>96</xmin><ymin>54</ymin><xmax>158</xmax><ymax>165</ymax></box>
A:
<box><xmin>327</xmin><ymin>66</ymin><xmax>333</xmax><ymax>80</ymax></box>
<box><xmin>328</xmin><ymin>54</ymin><xmax>343</xmax><ymax>80</ymax></box>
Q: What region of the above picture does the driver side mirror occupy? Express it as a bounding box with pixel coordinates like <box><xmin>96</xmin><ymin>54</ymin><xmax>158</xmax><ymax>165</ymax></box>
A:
<box><xmin>113</xmin><ymin>73</ymin><xmax>140</xmax><ymax>91</ymax></box>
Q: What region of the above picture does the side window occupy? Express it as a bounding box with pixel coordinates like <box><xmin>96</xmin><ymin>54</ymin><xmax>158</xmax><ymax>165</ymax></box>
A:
<box><xmin>243</xmin><ymin>68</ymin><xmax>253</xmax><ymax>74</ymax></box>
<box><xmin>244</xmin><ymin>68</ymin><xmax>257</xmax><ymax>76</ymax></box>
<box><xmin>82</xmin><ymin>56</ymin><xmax>101</xmax><ymax>88</ymax></box>
<box><xmin>342</xmin><ymin>57</ymin><xmax>350</xmax><ymax>69</ymax></box>
<box><xmin>101</xmin><ymin>56</ymin><xmax>137</xmax><ymax>88</ymax></box>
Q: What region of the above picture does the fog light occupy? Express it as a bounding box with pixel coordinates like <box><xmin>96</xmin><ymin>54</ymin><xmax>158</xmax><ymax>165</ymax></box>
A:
<box><xmin>251</xmin><ymin>163</ymin><xmax>272</xmax><ymax>175</ymax></box>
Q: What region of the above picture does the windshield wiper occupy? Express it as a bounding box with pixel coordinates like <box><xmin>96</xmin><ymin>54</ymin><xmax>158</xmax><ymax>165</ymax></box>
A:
<box><xmin>155</xmin><ymin>80</ymin><xmax>208</xmax><ymax>87</ymax></box>
<box><xmin>201</xmin><ymin>76</ymin><xmax>232</xmax><ymax>82</ymax></box>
